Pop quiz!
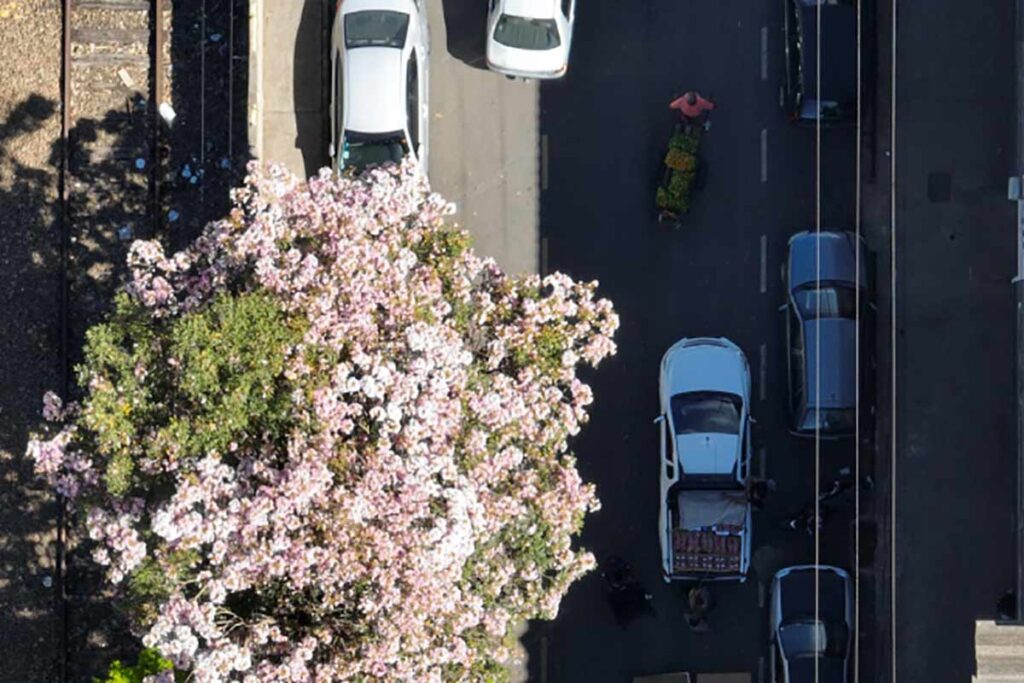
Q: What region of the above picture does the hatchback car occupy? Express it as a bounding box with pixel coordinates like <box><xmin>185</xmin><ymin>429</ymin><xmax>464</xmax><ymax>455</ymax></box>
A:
<box><xmin>784</xmin><ymin>231</ymin><xmax>868</xmax><ymax>438</ymax></box>
<box><xmin>769</xmin><ymin>565</ymin><xmax>852</xmax><ymax>683</ymax></box>
<box><xmin>330</xmin><ymin>0</ymin><xmax>429</xmax><ymax>174</ymax></box>
<box><xmin>781</xmin><ymin>0</ymin><xmax>856</xmax><ymax>124</ymax></box>
<box><xmin>486</xmin><ymin>0</ymin><xmax>576</xmax><ymax>79</ymax></box>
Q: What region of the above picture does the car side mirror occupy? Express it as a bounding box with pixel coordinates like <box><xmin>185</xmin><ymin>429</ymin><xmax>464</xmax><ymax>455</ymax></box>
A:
<box><xmin>329</xmin><ymin>142</ymin><xmax>336</xmax><ymax>159</ymax></box>
<box><xmin>778</xmin><ymin>303</ymin><xmax>788</xmax><ymax>312</ymax></box>
<box><xmin>653</xmin><ymin>415</ymin><xmax>665</xmax><ymax>425</ymax></box>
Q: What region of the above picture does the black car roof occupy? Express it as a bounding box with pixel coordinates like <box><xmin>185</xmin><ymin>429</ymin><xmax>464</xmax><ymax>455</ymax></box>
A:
<box><xmin>798</xmin><ymin>0</ymin><xmax>857</xmax><ymax>104</ymax></box>
<box><xmin>779</xmin><ymin>567</ymin><xmax>849</xmax><ymax>623</ymax></box>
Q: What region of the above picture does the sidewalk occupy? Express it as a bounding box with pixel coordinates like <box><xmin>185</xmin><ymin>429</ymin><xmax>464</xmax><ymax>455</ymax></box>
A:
<box><xmin>250</xmin><ymin>0</ymin><xmax>328</xmax><ymax>178</ymax></box>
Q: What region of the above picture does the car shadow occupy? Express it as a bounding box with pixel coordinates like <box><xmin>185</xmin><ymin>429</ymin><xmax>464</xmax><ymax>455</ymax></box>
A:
<box><xmin>294</xmin><ymin>0</ymin><xmax>330</xmax><ymax>178</ymax></box>
<box><xmin>440</xmin><ymin>0</ymin><xmax>489</xmax><ymax>69</ymax></box>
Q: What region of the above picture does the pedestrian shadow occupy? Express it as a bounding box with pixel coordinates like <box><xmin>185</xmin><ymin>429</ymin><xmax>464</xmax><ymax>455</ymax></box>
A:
<box><xmin>440</xmin><ymin>0</ymin><xmax>489</xmax><ymax>69</ymax></box>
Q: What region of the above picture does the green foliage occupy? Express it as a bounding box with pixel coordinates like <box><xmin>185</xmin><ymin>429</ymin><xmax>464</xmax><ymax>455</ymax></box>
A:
<box><xmin>93</xmin><ymin>648</ymin><xmax>176</xmax><ymax>683</ymax></box>
<box><xmin>656</xmin><ymin>127</ymin><xmax>700</xmax><ymax>214</ymax></box>
<box><xmin>76</xmin><ymin>291</ymin><xmax>306</xmax><ymax>496</ymax></box>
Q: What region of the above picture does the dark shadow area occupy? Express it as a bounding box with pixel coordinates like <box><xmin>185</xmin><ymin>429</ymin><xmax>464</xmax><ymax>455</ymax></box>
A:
<box><xmin>294</xmin><ymin>0</ymin><xmax>330</xmax><ymax>178</ymax></box>
<box><xmin>441</xmin><ymin>0</ymin><xmax>488</xmax><ymax>69</ymax></box>
<box><xmin>0</xmin><ymin>93</ymin><xmax>64</xmax><ymax>683</ymax></box>
<box><xmin>167</xmin><ymin>0</ymin><xmax>251</xmax><ymax>250</ymax></box>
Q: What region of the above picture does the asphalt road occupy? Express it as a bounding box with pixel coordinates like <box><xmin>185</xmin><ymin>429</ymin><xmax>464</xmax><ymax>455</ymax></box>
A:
<box><xmin>890</xmin><ymin>0</ymin><xmax>1018</xmax><ymax>680</ymax></box>
<box><xmin>522</xmin><ymin>1</ymin><xmax>867</xmax><ymax>681</ymax></box>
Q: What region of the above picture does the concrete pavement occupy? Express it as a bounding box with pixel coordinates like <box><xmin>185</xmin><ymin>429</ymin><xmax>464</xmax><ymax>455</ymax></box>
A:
<box><xmin>250</xmin><ymin>0</ymin><xmax>539</xmax><ymax>276</ymax></box>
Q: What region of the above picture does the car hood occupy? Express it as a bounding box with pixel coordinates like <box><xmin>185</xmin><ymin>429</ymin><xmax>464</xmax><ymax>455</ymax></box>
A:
<box><xmin>675</xmin><ymin>433</ymin><xmax>741</xmax><ymax>476</ymax></box>
<box><xmin>789</xmin><ymin>231</ymin><xmax>865</xmax><ymax>290</ymax></box>
<box><xmin>346</xmin><ymin>48</ymin><xmax>405</xmax><ymax>134</ymax></box>
<box><xmin>803</xmin><ymin>318</ymin><xmax>857</xmax><ymax>409</ymax></box>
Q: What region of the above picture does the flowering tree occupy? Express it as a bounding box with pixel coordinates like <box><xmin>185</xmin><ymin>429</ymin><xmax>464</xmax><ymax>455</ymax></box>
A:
<box><xmin>29</xmin><ymin>162</ymin><xmax>618</xmax><ymax>682</ymax></box>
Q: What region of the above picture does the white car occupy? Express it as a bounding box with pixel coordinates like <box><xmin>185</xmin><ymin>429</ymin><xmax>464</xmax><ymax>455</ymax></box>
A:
<box><xmin>485</xmin><ymin>0</ymin><xmax>575</xmax><ymax>79</ymax></box>
<box><xmin>656</xmin><ymin>337</ymin><xmax>753</xmax><ymax>582</ymax></box>
<box><xmin>330</xmin><ymin>0</ymin><xmax>429</xmax><ymax>174</ymax></box>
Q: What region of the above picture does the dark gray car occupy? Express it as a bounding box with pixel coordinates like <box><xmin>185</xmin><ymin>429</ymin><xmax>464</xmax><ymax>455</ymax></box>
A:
<box><xmin>784</xmin><ymin>231</ymin><xmax>869</xmax><ymax>438</ymax></box>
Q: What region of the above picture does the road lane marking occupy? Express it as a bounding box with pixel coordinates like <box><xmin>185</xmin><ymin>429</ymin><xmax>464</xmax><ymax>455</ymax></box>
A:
<box><xmin>760</xmin><ymin>234</ymin><xmax>768</xmax><ymax>293</ymax></box>
<box><xmin>760</xmin><ymin>26</ymin><xmax>768</xmax><ymax>81</ymax></box>
<box><xmin>758</xmin><ymin>655</ymin><xmax>766</xmax><ymax>683</ymax></box>
<box><xmin>540</xmin><ymin>634</ymin><xmax>548</xmax><ymax>683</ymax></box>
<box><xmin>759</xmin><ymin>446</ymin><xmax>767</xmax><ymax>478</ymax></box>
<box><xmin>760</xmin><ymin>128</ymin><xmax>768</xmax><ymax>183</ymax></box>
<box><xmin>541</xmin><ymin>134</ymin><xmax>549</xmax><ymax>191</ymax></box>
<box><xmin>759</xmin><ymin>343</ymin><xmax>767</xmax><ymax>401</ymax></box>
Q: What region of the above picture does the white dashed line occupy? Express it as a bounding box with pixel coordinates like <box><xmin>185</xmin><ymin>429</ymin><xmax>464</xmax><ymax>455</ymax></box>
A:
<box><xmin>541</xmin><ymin>134</ymin><xmax>549</xmax><ymax>191</ymax></box>
<box><xmin>760</xmin><ymin>128</ymin><xmax>768</xmax><ymax>183</ymax></box>
<box><xmin>758</xmin><ymin>655</ymin><xmax>766</xmax><ymax>683</ymax></box>
<box><xmin>759</xmin><ymin>342</ymin><xmax>767</xmax><ymax>401</ymax></box>
<box><xmin>760</xmin><ymin>234</ymin><xmax>768</xmax><ymax>293</ymax></box>
<box><xmin>760</xmin><ymin>26</ymin><xmax>768</xmax><ymax>81</ymax></box>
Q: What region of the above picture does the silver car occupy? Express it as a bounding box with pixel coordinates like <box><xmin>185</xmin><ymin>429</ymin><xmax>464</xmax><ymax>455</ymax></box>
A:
<box><xmin>769</xmin><ymin>565</ymin><xmax>852</xmax><ymax>683</ymax></box>
<box><xmin>330</xmin><ymin>0</ymin><xmax>429</xmax><ymax>174</ymax></box>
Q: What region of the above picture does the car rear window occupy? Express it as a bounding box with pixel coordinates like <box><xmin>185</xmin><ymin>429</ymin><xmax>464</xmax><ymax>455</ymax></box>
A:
<box><xmin>670</xmin><ymin>392</ymin><xmax>741</xmax><ymax>435</ymax></box>
<box><xmin>345</xmin><ymin>10</ymin><xmax>410</xmax><ymax>49</ymax></box>
<box><xmin>493</xmin><ymin>15</ymin><xmax>561</xmax><ymax>50</ymax></box>
<box><xmin>793</xmin><ymin>284</ymin><xmax>857</xmax><ymax>319</ymax></box>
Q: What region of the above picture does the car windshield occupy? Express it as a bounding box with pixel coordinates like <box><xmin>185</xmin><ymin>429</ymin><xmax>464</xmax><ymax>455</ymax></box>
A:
<box><xmin>343</xmin><ymin>131</ymin><xmax>408</xmax><ymax>170</ymax></box>
<box><xmin>345</xmin><ymin>10</ymin><xmax>410</xmax><ymax>49</ymax></box>
<box><xmin>493</xmin><ymin>14</ymin><xmax>561</xmax><ymax>50</ymax></box>
<box><xmin>801</xmin><ymin>407</ymin><xmax>855</xmax><ymax>434</ymax></box>
<box><xmin>670</xmin><ymin>391</ymin><xmax>742</xmax><ymax>435</ymax></box>
<box><xmin>780</xmin><ymin>618</ymin><xmax>849</xmax><ymax>658</ymax></box>
<box><xmin>793</xmin><ymin>284</ymin><xmax>857</xmax><ymax>319</ymax></box>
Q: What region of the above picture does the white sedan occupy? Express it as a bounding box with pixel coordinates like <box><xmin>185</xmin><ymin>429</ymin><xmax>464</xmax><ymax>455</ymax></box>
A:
<box><xmin>330</xmin><ymin>0</ymin><xmax>429</xmax><ymax>174</ymax></box>
<box><xmin>486</xmin><ymin>0</ymin><xmax>576</xmax><ymax>79</ymax></box>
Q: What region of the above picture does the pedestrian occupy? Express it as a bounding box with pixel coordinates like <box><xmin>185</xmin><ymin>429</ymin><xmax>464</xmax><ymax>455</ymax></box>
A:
<box><xmin>746</xmin><ymin>477</ymin><xmax>776</xmax><ymax>510</ymax></box>
<box><xmin>686</xmin><ymin>585</ymin><xmax>713</xmax><ymax>632</ymax></box>
<box><xmin>669</xmin><ymin>91</ymin><xmax>715</xmax><ymax>127</ymax></box>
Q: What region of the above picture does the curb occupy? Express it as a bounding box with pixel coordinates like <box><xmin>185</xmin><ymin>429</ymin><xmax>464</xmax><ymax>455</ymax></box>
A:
<box><xmin>248</xmin><ymin>0</ymin><xmax>264</xmax><ymax>160</ymax></box>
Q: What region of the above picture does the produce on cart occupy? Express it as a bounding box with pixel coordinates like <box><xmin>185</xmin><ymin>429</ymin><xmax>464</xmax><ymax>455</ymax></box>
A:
<box><xmin>656</xmin><ymin>123</ymin><xmax>702</xmax><ymax>224</ymax></box>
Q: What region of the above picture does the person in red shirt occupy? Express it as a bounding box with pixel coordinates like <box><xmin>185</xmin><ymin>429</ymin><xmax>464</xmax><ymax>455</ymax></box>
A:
<box><xmin>670</xmin><ymin>91</ymin><xmax>715</xmax><ymax>125</ymax></box>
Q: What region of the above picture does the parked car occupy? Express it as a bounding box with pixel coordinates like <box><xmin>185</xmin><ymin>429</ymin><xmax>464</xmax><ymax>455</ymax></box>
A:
<box><xmin>656</xmin><ymin>337</ymin><xmax>752</xmax><ymax>582</ymax></box>
<box><xmin>781</xmin><ymin>0</ymin><xmax>856</xmax><ymax>124</ymax></box>
<box><xmin>769</xmin><ymin>565</ymin><xmax>852</xmax><ymax>683</ymax></box>
<box><xmin>330</xmin><ymin>0</ymin><xmax>429</xmax><ymax>174</ymax></box>
<box><xmin>784</xmin><ymin>230</ymin><xmax>869</xmax><ymax>438</ymax></box>
<box><xmin>485</xmin><ymin>0</ymin><xmax>576</xmax><ymax>79</ymax></box>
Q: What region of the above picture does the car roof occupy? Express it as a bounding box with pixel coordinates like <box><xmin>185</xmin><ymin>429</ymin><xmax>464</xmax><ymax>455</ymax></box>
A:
<box><xmin>802</xmin><ymin>318</ymin><xmax>857</xmax><ymax>409</ymax></box>
<box><xmin>786</xmin><ymin>657</ymin><xmax>847</xmax><ymax>683</ymax></box>
<box><xmin>788</xmin><ymin>231</ymin><xmax>866</xmax><ymax>291</ymax></box>
<box><xmin>798</xmin><ymin>0</ymin><xmax>857</xmax><ymax>104</ymax></box>
<box><xmin>778</xmin><ymin>566</ymin><xmax>849</xmax><ymax>623</ymax></box>
<box><xmin>345</xmin><ymin>47</ymin><xmax>406</xmax><ymax>134</ymax></box>
<box><xmin>503</xmin><ymin>0</ymin><xmax>559</xmax><ymax>19</ymax></box>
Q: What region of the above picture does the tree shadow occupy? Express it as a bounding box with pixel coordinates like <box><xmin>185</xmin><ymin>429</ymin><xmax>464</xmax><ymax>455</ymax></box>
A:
<box><xmin>441</xmin><ymin>0</ymin><xmax>489</xmax><ymax>69</ymax></box>
<box><xmin>294</xmin><ymin>0</ymin><xmax>330</xmax><ymax>178</ymax></box>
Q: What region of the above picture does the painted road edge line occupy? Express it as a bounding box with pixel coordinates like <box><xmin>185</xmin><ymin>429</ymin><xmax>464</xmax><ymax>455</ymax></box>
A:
<box><xmin>760</xmin><ymin>25</ymin><xmax>768</xmax><ymax>81</ymax></box>
<box><xmin>759</xmin><ymin>342</ymin><xmax>767</xmax><ymax>401</ymax></box>
<box><xmin>760</xmin><ymin>234</ymin><xmax>768</xmax><ymax>293</ymax></box>
<box><xmin>760</xmin><ymin>128</ymin><xmax>768</xmax><ymax>183</ymax></box>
